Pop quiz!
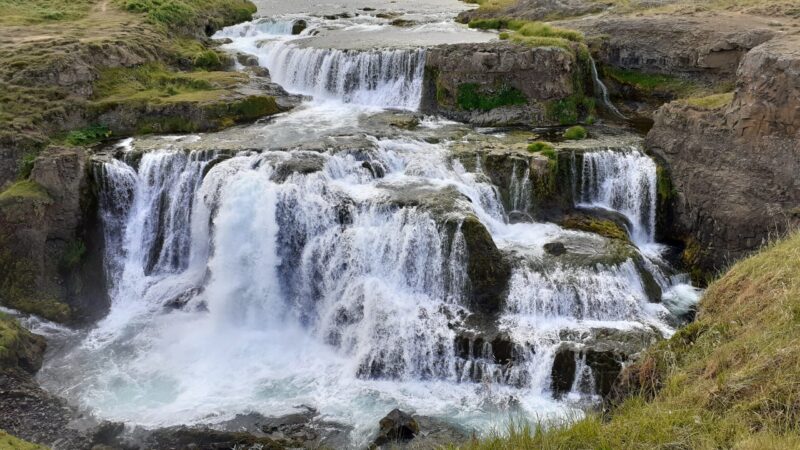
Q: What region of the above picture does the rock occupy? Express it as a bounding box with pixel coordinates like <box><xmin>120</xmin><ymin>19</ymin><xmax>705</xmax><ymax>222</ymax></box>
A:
<box><xmin>0</xmin><ymin>147</ymin><xmax>109</xmax><ymax>323</ymax></box>
<box><xmin>645</xmin><ymin>35</ymin><xmax>800</xmax><ymax>280</ymax></box>
<box><xmin>544</xmin><ymin>242</ymin><xmax>567</xmax><ymax>256</ymax></box>
<box><xmin>292</xmin><ymin>19</ymin><xmax>308</xmax><ymax>35</ymax></box>
<box><xmin>235</xmin><ymin>52</ymin><xmax>260</xmax><ymax>67</ymax></box>
<box><xmin>422</xmin><ymin>42</ymin><xmax>589</xmax><ymax>127</ymax></box>
<box><xmin>374</xmin><ymin>409</ymin><xmax>419</xmax><ymax>446</ymax></box>
<box><xmin>0</xmin><ymin>315</ymin><xmax>46</xmax><ymax>375</ymax></box>
<box><xmin>551</xmin><ymin>347</ymin><xmax>577</xmax><ymax>398</ymax></box>
<box><xmin>460</xmin><ymin>216</ymin><xmax>511</xmax><ymax>315</ymax></box>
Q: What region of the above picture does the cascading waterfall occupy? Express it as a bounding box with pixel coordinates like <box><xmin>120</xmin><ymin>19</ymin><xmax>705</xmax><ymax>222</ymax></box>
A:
<box><xmin>580</xmin><ymin>148</ymin><xmax>657</xmax><ymax>245</ymax></box>
<box><xmin>589</xmin><ymin>57</ymin><xmax>627</xmax><ymax>121</ymax></box>
<box><xmin>260</xmin><ymin>43</ymin><xmax>426</xmax><ymax>109</ymax></box>
<box><xmin>36</xmin><ymin>10</ymin><xmax>702</xmax><ymax>445</ymax></box>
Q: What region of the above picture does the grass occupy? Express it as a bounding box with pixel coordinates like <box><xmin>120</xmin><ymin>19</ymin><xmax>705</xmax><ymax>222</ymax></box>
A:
<box><xmin>468</xmin><ymin>19</ymin><xmax>585</xmax><ymax>51</ymax></box>
<box><xmin>0</xmin><ymin>430</ymin><xmax>46</xmax><ymax>450</ymax></box>
<box><xmin>0</xmin><ymin>180</ymin><xmax>51</xmax><ymax>205</ymax></box>
<box><xmin>527</xmin><ymin>141</ymin><xmax>554</xmax><ymax>153</ymax></box>
<box><xmin>681</xmin><ymin>92</ymin><xmax>735</xmax><ymax>110</ymax></box>
<box><xmin>456</xmin><ymin>83</ymin><xmax>528</xmax><ymax>111</ymax></box>
<box><xmin>563</xmin><ymin>125</ymin><xmax>587</xmax><ymax>140</ymax></box>
<box><xmin>114</xmin><ymin>0</ymin><xmax>256</xmax><ymax>33</ymax></box>
<box><xmin>0</xmin><ymin>0</ymin><xmax>95</xmax><ymax>26</ymax></box>
<box><xmin>587</xmin><ymin>0</ymin><xmax>800</xmax><ymax>17</ymax></box>
<box><xmin>93</xmin><ymin>63</ymin><xmax>247</xmax><ymax>104</ymax></box>
<box><xmin>65</xmin><ymin>125</ymin><xmax>112</xmax><ymax>146</ymax></box>
<box><xmin>562</xmin><ymin>215</ymin><xmax>628</xmax><ymax>241</ymax></box>
<box><xmin>461</xmin><ymin>230</ymin><xmax>800</xmax><ymax>449</ymax></box>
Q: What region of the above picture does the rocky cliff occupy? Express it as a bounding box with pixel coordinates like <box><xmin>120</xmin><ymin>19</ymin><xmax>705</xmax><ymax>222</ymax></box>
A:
<box><xmin>646</xmin><ymin>35</ymin><xmax>800</xmax><ymax>280</ymax></box>
<box><xmin>421</xmin><ymin>42</ymin><xmax>593</xmax><ymax>126</ymax></box>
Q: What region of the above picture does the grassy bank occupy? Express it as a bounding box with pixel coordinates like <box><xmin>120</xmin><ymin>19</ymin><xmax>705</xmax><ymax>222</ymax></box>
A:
<box><xmin>459</xmin><ymin>230</ymin><xmax>800</xmax><ymax>449</ymax></box>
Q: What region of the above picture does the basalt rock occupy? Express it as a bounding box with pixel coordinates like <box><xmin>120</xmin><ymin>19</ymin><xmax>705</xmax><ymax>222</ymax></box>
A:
<box><xmin>0</xmin><ymin>147</ymin><xmax>108</xmax><ymax>323</ymax></box>
<box><xmin>646</xmin><ymin>35</ymin><xmax>800</xmax><ymax>280</ymax></box>
<box><xmin>374</xmin><ymin>409</ymin><xmax>419</xmax><ymax>447</ymax></box>
<box><xmin>422</xmin><ymin>42</ymin><xmax>589</xmax><ymax>127</ymax></box>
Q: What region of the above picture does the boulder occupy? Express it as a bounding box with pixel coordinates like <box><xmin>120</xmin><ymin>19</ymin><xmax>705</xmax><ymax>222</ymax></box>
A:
<box><xmin>422</xmin><ymin>42</ymin><xmax>590</xmax><ymax>127</ymax></box>
<box><xmin>374</xmin><ymin>409</ymin><xmax>419</xmax><ymax>446</ymax></box>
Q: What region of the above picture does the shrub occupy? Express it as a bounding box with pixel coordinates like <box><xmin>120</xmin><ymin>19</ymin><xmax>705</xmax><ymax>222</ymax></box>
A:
<box><xmin>457</xmin><ymin>83</ymin><xmax>527</xmax><ymax>111</ymax></box>
<box><xmin>192</xmin><ymin>50</ymin><xmax>223</xmax><ymax>69</ymax></box>
<box><xmin>65</xmin><ymin>125</ymin><xmax>111</xmax><ymax>146</ymax></box>
<box><xmin>17</xmin><ymin>153</ymin><xmax>37</xmax><ymax>179</ymax></box>
<box><xmin>527</xmin><ymin>141</ymin><xmax>554</xmax><ymax>153</ymax></box>
<box><xmin>563</xmin><ymin>125</ymin><xmax>587</xmax><ymax>140</ymax></box>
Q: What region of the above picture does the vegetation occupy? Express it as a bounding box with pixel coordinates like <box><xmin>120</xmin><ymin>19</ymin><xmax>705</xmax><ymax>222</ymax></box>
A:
<box><xmin>562</xmin><ymin>215</ymin><xmax>629</xmax><ymax>241</ymax></box>
<box><xmin>468</xmin><ymin>19</ymin><xmax>585</xmax><ymax>51</ymax></box>
<box><xmin>0</xmin><ymin>181</ymin><xmax>51</xmax><ymax>205</ymax></box>
<box><xmin>527</xmin><ymin>141</ymin><xmax>554</xmax><ymax>153</ymax></box>
<box><xmin>0</xmin><ymin>0</ymin><xmax>94</xmax><ymax>25</ymax></box>
<box><xmin>0</xmin><ymin>429</ymin><xmax>46</xmax><ymax>450</ymax></box>
<box><xmin>115</xmin><ymin>0</ymin><xmax>256</xmax><ymax>32</ymax></box>
<box><xmin>64</xmin><ymin>125</ymin><xmax>112</xmax><ymax>146</ymax></box>
<box><xmin>563</xmin><ymin>125</ymin><xmax>587</xmax><ymax>140</ymax></box>
<box><xmin>461</xmin><ymin>230</ymin><xmax>800</xmax><ymax>449</ymax></box>
<box><xmin>456</xmin><ymin>83</ymin><xmax>528</xmax><ymax>111</ymax></box>
<box><xmin>60</xmin><ymin>240</ymin><xmax>87</xmax><ymax>271</ymax></box>
<box><xmin>681</xmin><ymin>92</ymin><xmax>735</xmax><ymax>110</ymax></box>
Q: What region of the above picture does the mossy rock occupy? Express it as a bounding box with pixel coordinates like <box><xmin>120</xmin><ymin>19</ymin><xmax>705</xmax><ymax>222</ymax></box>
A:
<box><xmin>456</xmin><ymin>215</ymin><xmax>511</xmax><ymax>315</ymax></box>
<box><xmin>0</xmin><ymin>313</ymin><xmax>46</xmax><ymax>374</ymax></box>
<box><xmin>561</xmin><ymin>214</ymin><xmax>629</xmax><ymax>241</ymax></box>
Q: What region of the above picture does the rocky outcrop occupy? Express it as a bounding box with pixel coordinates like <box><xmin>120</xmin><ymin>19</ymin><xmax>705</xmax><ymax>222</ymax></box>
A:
<box><xmin>0</xmin><ymin>315</ymin><xmax>46</xmax><ymax>375</ymax></box>
<box><xmin>422</xmin><ymin>42</ymin><xmax>592</xmax><ymax>126</ymax></box>
<box><xmin>0</xmin><ymin>147</ymin><xmax>108</xmax><ymax>323</ymax></box>
<box><xmin>563</xmin><ymin>14</ymin><xmax>775</xmax><ymax>82</ymax></box>
<box><xmin>646</xmin><ymin>35</ymin><xmax>800</xmax><ymax>280</ymax></box>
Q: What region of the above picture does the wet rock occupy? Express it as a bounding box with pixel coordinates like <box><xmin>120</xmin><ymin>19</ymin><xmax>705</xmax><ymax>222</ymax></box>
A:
<box><xmin>586</xmin><ymin>351</ymin><xmax>622</xmax><ymax>398</ymax></box>
<box><xmin>551</xmin><ymin>348</ymin><xmax>577</xmax><ymax>398</ymax></box>
<box><xmin>292</xmin><ymin>19</ymin><xmax>308</xmax><ymax>35</ymax></box>
<box><xmin>374</xmin><ymin>409</ymin><xmax>419</xmax><ymax>447</ymax></box>
<box><xmin>235</xmin><ymin>52</ymin><xmax>259</xmax><ymax>67</ymax></box>
<box><xmin>361</xmin><ymin>160</ymin><xmax>386</xmax><ymax>178</ymax></box>
<box><xmin>422</xmin><ymin>42</ymin><xmax>587</xmax><ymax>127</ymax></box>
<box><xmin>0</xmin><ymin>315</ymin><xmax>46</xmax><ymax>375</ymax></box>
<box><xmin>460</xmin><ymin>216</ymin><xmax>511</xmax><ymax>315</ymax></box>
<box><xmin>145</xmin><ymin>426</ymin><xmax>283</xmax><ymax>450</ymax></box>
<box><xmin>272</xmin><ymin>152</ymin><xmax>327</xmax><ymax>182</ymax></box>
<box><xmin>544</xmin><ymin>242</ymin><xmax>567</xmax><ymax>256</ymax></box>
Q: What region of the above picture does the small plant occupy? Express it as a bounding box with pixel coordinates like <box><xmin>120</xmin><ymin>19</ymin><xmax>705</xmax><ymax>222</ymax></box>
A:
<box><xmin>65</xmin><ymin>125</ymin><xmax>111</xmax><ymax>146</ymax></box>
<box><xmin>527</xmin><ymin>141</ymin><xmax>554</xmax><ymax>153</ymax></box>
<box><xmin>193</xmin><ymin>50</ymin><xmax>223</xmax><ymax>70</ymax></box>
<box><xmin>17</xmin><ymin>153</ymin><xmax>37</xmax><ymax>179</ymax></box>
<box><xmin>60</xmin><ymin>240</ymin><xmax>86</xmax><ymax>270</ymax></box>
<box><xmin>456</xmin><ymin>83</ymin><xmax>527</xmax><ymax>111</ymax></box>
<box><xmin>498</xmin><ymin>32</ymin><xmax>509</xmax><ymax>40</ymax></box>
<box><xmin>563</xmin><ymin>125</ymin><xmax>587</xmax><ymax>140</ymax></box>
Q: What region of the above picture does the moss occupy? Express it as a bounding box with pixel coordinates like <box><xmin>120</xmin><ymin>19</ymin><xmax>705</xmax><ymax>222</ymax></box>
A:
<box><xmin>655</xmin><ymin>165</ymin><xmax>675</xmax><ymax>210</ymax></box>
<box><xmin>561</xmin><ymin>215</ymin><xmax>629</xmax><ymax>241</ymax></box>
<box><xmin>563</xmin><ymin>125</ymin><xmax>587</xmax><ymax>140</ymax></box>
<box><xmin>0</xmin><ymin>180</ymin><xmax>51</xmax><ymax>205</ymax></box>
<box><xmin>681</xmin><ymin>92</ymin><xmax>734</xmax><ymax>110</ymax></box>
<box><xmin>192</xmin><ymin>50</ymin><xmax>224</xmax><ymax>70</ymax></box>
<box><xmin>60</xmin><ymin>240</ymin><xmax>86</xmax><ymax>271</ymax></box>
<box><xmin>16</xmin><ymin>153</ymin><xmax>38</xmax><ymax>180</ymax></box>
<box><xmin>0</xmin><ymin>241</ymin><xmax>71</xmax><ymax>323</ymax></box>
<box><xmin>546</xmin><ymin>98</ymin><xmax>578</xmax><ymax>125</ymax></box>
<box><xmin>682</xmin><ymin>236</ymin><xmax>713</xmax><ymax>286</ymax></box>
<box><xmin>64</xmin><ymin>124</ymin><xmax>112</xmax><ymax>146</ymax></box>
<box><xmin>527</xmin><ymin>141</ymin><xmax>554</xmax><ymax>154</ymax></box>
<box><xmin>456</xmin><ymin>83</ymin><xmax>527</xmax><ymax>111</ymax></box>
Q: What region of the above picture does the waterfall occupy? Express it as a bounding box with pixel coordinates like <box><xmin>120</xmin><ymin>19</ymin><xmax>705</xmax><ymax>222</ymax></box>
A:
<box><xmin>509</xmin><ymin>161</ymin><xmax>532</xmax><ymax>213</ymax></box>
<box><xmin>589</xmin><ymin>57</ymin><xmax>627</xmax><ymax>121</ymax></box>
<box><xmin>580</xmin><ymin>148</ymin><xmax>657</xmax><ymax>245</ymax></box>
<box><xmin>258</xmin><ymin>42</ymin><xmax>426</xmax><ymax>109</ymax></box>
<box><xmin>213</xmin><ymin>18</ymin><xmax>300</xmax><ymax>38</ymax></box>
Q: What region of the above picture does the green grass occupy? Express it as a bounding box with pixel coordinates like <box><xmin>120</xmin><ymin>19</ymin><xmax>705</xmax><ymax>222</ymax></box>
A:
<box><xmin>0</xmin><ymin>180</ymin><xmax>51</xmax><ymax>204</ymax></box>
<box><xmin>0</xmin><ymin>0</ymin><xmax>95</xmax><ymax>25</ymax></box>
<box><xmin>457</xmin><ymin>83</ymin><xmax>528</xmax><ymax>111</ymax></box>
<box><xmin>681</xmin><ymin>92</ymin><xmax>734</xmax><ymax>110</ymax></box>
<box><xmin>562</xmin><ymin>215</ymin><xmax>628</xmax><ymax>241</ymax></box>
<box><xmin>93</xmin><ymin>63</ymin><xmax>247</xmax><ymax>104</ymax></box>
<box><xmin>468</xmin><ymin>19</ymin><xmax>585</xmax><ymax>51</ymax></box>
<box><xmin>461</xmin><ymin>230</ymin><xmax>800</xmax><ymax>449</ymax></box>
<box><xmin>527</xmin><ymin>141</ymin><xmax>554</xmax><ymax>153</ymax></box>
<box><xmin>563</xmin><ymin>125</ymin><xmax>587</xmax><ymax>140</ymax></box>
<box><xmin>65</xmin><ymin>125</ymin><xmax>112</xmax><ymax>146</ymax></box>
<box><xmin>115</xmin><ymin>0</ymin><xmax>256</xmax><ymax>32</ymax></box>
<box><xmin>0</xmin><ymin>430</ymin><xmax>46</xmax><ymax>450</ymax></box>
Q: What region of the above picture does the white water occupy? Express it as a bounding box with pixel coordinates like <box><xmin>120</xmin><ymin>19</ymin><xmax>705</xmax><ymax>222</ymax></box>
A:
<box><xmin>580</xmin><ymin>148</ymin><xmax>657</xmax><ymax>245</ymax></box>
<box><xmin>36</xmin><ymin>6</ymin><xmax>702</xmax><ymax>447</ymax></box>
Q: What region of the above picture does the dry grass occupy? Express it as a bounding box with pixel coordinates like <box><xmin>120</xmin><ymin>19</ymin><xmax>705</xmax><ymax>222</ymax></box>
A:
<box><xmin>590</xmin><ymin>0</ymin><xmax>800</xmax><ymax>17</ymax></box>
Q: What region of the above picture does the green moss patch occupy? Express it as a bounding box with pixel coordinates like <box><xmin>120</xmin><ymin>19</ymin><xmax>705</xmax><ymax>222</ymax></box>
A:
<box><xmin>0</xmin><ymin>180</ymin><xmax>51</xmax><ymax>205</ymax></box>
<box><xmin>681</xmin><ymin>92</ymin><xmax>734</xmax><ymax>110</ymax></box>
<box><xmin>563</xmin><ymin>125</ymin><xmax>587</xmax><ymax>140</ymax></box>
<box><xmin>527</xmin><ymin>141</ymin><xmax>554</xmax><ymax>153</ymax></box>
<box><xmin>65</xmin><ymin>125</ymin><xmax>112</xmax><ymax>146</ymax></box>
<box><xmin>562</xmin><ymin>214</ymin><xmax>629</xmax><ymax>241</ymax></box>
<box><xmin>456</xmin><ymin>83</ymin><xmax>527</xmax><ymax>111</ymax></box>
<box><xmin>0</xmin><ymin>430</ymin><xmax>46</xmax><ymax>450</ymax></box>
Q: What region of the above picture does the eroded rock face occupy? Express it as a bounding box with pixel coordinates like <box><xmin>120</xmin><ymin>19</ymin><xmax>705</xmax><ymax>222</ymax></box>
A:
<box><xmin>374</xmin><ymin>409</ymin><xmax>419</xmax><ymax>446</ymax></box>
<box><xmin>563</xmin><ymin>14</ymin><xmax>775</xmax><ymax>81</ymax></box>
<box><xmin>0</xmin><ymin>147</ymin><xmax>108</xmax><ymax>323</ymax></box>
<box><xmin>646</xmin><ymin>36</ymin><xmax>800</xmax><ymax>279</ymax></box>
<box><xmin>422</xmin><ymin>42</ymin><xmax>585</xmax><ymax>126</ymax></box>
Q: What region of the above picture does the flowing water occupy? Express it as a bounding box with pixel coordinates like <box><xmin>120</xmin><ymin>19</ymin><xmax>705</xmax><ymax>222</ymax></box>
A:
<box><xmin>37</xmin><ymin>2</ymin><xmax>700</xmax><ymax>446</ymax></box>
